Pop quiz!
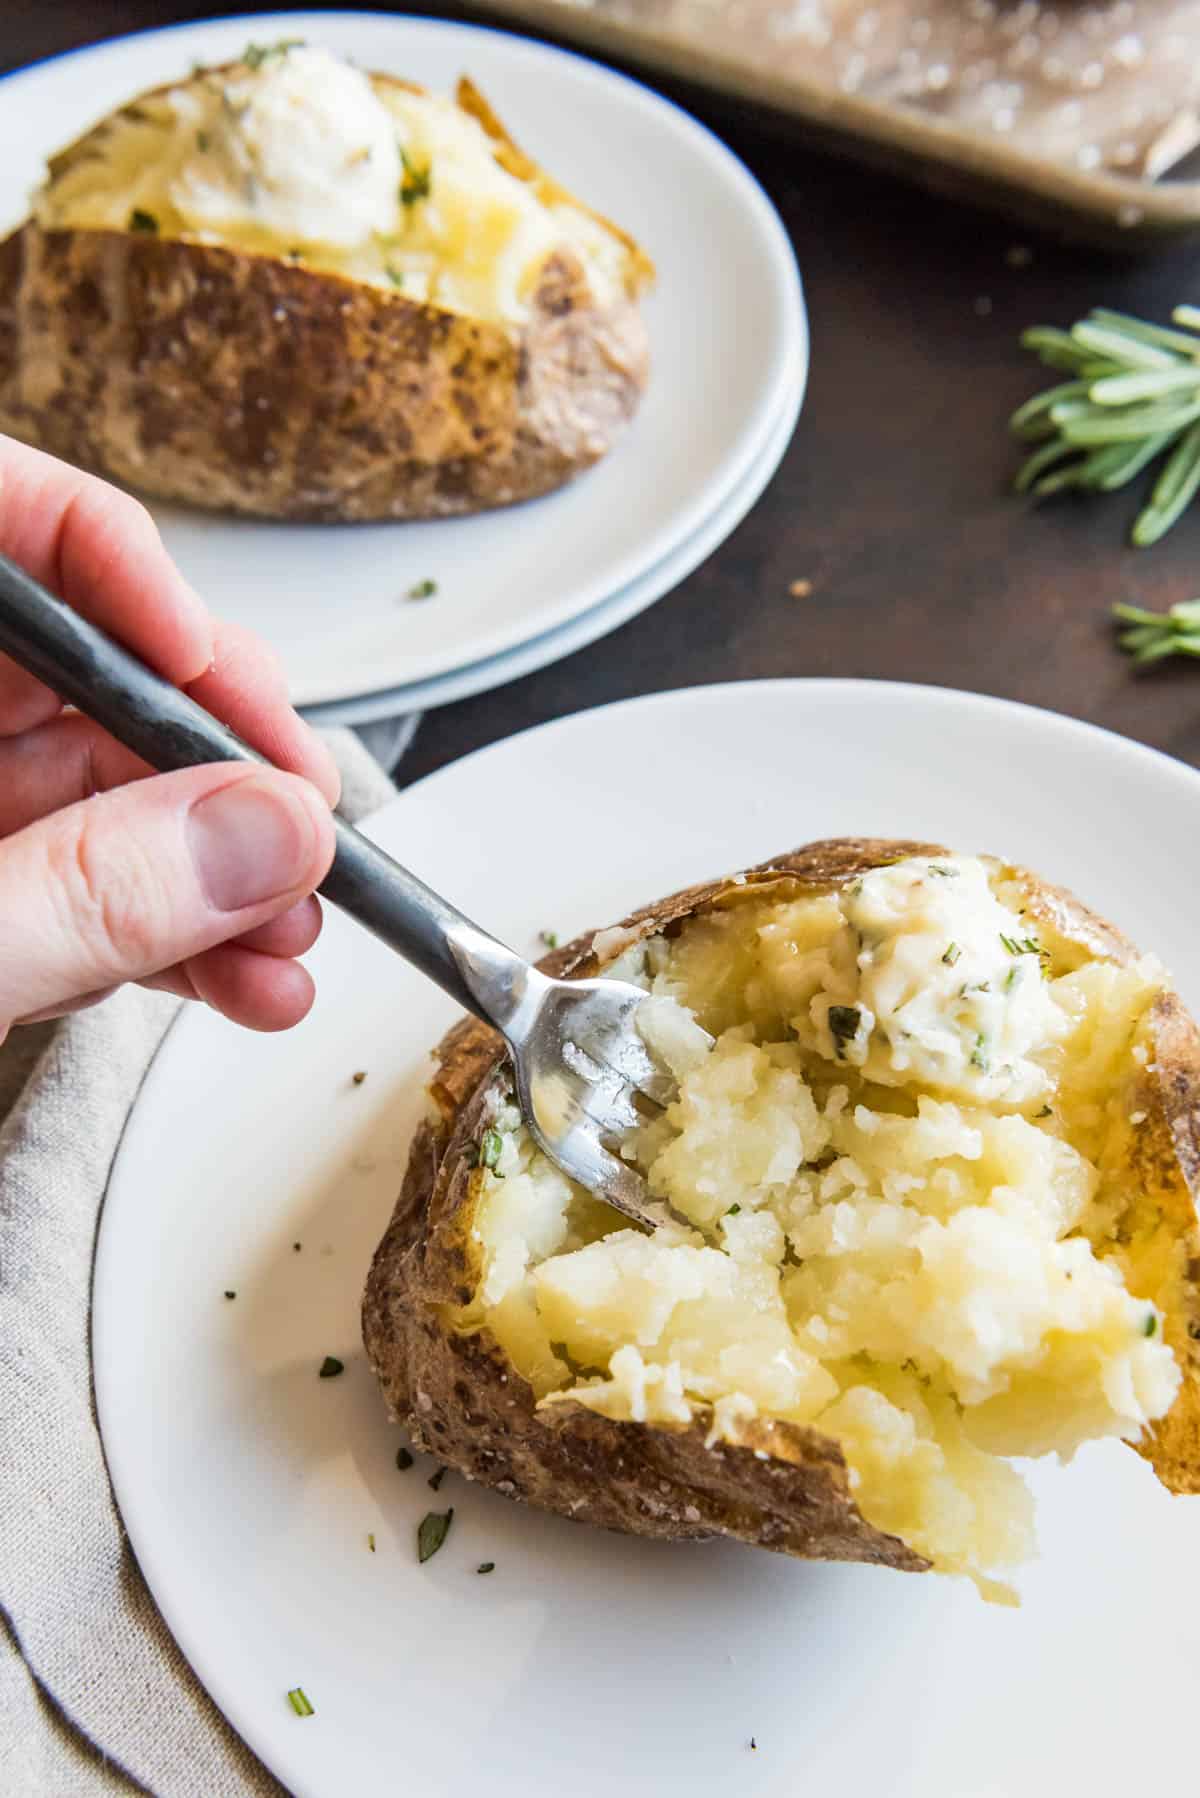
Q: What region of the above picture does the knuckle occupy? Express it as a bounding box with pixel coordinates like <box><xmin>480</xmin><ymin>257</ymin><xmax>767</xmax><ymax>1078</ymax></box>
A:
<box><xmin>102</xmin><ymin>484</ymin><xmax>156</xmax><ymax>544</ymax></box>
<box><xmin>214</xmin><ymin>615</ymin><xmax>286</xmax><ymax>689</ymax></box>
<box><xmin>49</xmin><ymin>810</ymin><xmax>170</xmax><ymax>979</ymax></box>
<box><xmin>73</xmin><ymin>481</ymin><xmax>160</xmax><ymax>574</ymax></box>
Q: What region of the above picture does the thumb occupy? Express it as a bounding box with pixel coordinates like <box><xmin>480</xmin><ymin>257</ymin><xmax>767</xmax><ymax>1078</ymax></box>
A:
<box><xmin>0</xmin><ymin>764</ymin><xmax>334</xmax><ymax>1034</ymax></box>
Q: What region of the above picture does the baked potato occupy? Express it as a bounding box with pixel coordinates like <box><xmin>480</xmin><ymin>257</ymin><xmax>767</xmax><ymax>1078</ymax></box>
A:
<box><xmin>0</xmin><ymin>42</ymin><xmax>653</xmax><ymax>521</ymax></box>
<box><xmin>363</xmin><ymin>839</ymin><xmax>1200</xmax><ymax>1601</ymax></box>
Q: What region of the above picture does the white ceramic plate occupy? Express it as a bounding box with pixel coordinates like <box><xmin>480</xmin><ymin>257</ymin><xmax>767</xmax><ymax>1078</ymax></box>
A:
<box><xmin>94</xmin><ymin>681</ymin><xmax>1200</xmax><ymax>1798</ymax></box>
<box><xmin>301</xmin><ymin>345</ymin><xmax>805</xmax><ymax>722</ymax></box>
<box><xmin>0</xmin><ymin>12</ymin><xmax>806</xmax><ymax>707</ymax></box>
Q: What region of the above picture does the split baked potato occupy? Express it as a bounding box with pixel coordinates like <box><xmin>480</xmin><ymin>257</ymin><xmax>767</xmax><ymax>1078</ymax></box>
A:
<box><xmin>0</xmin><ymin>43</ymin><xmax>653</xmax><ymax>520</ymax></box>
<box><xmin>364</xmin><ymin>839</ymin><xmax>1200</xmax><ymax>1600</ymax></box>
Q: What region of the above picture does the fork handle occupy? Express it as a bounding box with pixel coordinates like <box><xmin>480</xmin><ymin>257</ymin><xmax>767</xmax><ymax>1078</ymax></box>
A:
<box><xmin>0</xmin><ymin>551</ymin><xmax>523</xmax><ymax>1024</ymax></box>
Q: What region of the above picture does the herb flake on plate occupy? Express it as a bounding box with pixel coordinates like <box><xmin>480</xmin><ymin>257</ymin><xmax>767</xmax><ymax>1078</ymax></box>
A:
<box><xmin>418</xmin><ymin>1508</ymin><xmax>454</xmax><ymax>1563</ymax></box>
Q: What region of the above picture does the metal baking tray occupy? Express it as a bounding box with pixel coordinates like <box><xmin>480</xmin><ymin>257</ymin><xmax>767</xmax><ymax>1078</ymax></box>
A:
<box><xmin>476</xmin><ymin>0</ymin><xmax>1200</xmax><ymax>245</ymax></box>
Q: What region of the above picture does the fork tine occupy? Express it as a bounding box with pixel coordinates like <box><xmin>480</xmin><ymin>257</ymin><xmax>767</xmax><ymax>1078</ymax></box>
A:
<box><xmin>591</xmin><ymin>1037</ymin><xmax>675</xmax><ymax>1109</ymax></box>
<box><xmin>521</xmin><ymin>1090</ymin><xmax>654</xmax><ymax>1225</ymax></box>
<box><xmin>560</xmin><ymin>1047</ymin><xmax>644</xmax><ymax>1135</ymax></box>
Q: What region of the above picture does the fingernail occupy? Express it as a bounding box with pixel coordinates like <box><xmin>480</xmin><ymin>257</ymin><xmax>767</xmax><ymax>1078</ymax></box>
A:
<box><xmin>187</xmin><ymin>774</ymin><xmax>325</xmax><ymax>913</ymax></box>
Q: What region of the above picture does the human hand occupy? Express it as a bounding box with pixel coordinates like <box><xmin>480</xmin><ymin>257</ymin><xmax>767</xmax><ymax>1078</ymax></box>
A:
<box><xmin>0</xmin><ymin>437</ymin><xmax>339</xmax><ymax>1045</ymax></box>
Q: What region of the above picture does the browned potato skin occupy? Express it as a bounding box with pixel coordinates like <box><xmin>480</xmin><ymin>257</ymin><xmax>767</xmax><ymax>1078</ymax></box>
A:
<box><xmin>363</xmin><ymin>839</ymin><xmax>1200</xmax><ymax>1568</ymax></box>
<box><xmin>0</xmin><ymin>75</ymin><xmax>650</xmax><ymax>521</ymax></box>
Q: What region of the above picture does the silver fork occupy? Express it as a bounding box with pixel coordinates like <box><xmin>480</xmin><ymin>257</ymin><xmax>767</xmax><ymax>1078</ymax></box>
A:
<box><xmin>418</xmin><ymin>910</ymin><xmax>674</xmax><ymax>1219</ymax></box>
<box><xmin>0</xmin><ymin>553</ymin><xmax>672</xmax><ymax>1225</ymax></box>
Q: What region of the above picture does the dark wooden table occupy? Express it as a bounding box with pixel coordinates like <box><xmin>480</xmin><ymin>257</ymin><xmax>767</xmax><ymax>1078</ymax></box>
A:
<box><xmin>6</xmin><ymin>0</ymin><xmax>1200</xmax><ymax>782</ymax></box>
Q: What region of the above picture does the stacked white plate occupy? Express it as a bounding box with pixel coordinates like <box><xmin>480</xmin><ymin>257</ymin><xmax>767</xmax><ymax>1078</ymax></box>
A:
<box><xmin>0</xmin><ymin>12</ymin><xmax>808</xmax><ymax>721</ymax></box>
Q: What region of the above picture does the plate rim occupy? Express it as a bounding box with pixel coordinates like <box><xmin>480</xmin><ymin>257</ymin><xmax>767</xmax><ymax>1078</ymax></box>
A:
<box><xmin>93</xmin><ymin>676</ymin><xmax>1200</xmax><ymax>1795</ymax></box>
<box><xmin>0</xmin><ymin>9</ymin><xmax>808</xmax><ymax>706</ymax></box>
<box><xmin>298</xmin><ymin>344</ymin><xmax>806</xmax><ymax>722</ymax></box>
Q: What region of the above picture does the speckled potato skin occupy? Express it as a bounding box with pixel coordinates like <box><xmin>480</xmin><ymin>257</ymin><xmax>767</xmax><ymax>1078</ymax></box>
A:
<box><xmin>0</xmin><ymin>227</ymin><xmax>648</xmax><ymax>520</ymax></box>
<box><xmin>361</xmin><ymin>839</ymin><xmax>1200</xmax><ymax>1568</ymax></box>
<box><xmin>0</xmin><ymin>73</ymin><xmax>650</xmax><ymax>521</ymax></box>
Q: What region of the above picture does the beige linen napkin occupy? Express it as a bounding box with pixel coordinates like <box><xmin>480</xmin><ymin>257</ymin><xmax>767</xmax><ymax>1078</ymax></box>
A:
<box><xmin>0</xmin><ymin>728</ymin><xmax>399</xmax><ymax>1798</ymax></box>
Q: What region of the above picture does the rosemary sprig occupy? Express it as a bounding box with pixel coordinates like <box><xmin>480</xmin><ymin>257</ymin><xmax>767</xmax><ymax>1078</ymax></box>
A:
<box><xmin>1112</xmin><ymin>598</ymin><xmax>1200</xmax><ymax>665</ymax></box>
<box><xmin>1012</xmin><ymin>306</ymin><xmax>1200</xmax><ymax>545</ymax></box>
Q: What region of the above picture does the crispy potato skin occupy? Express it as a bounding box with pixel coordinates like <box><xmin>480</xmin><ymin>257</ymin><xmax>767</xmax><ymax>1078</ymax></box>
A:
<box><xmin>0</xmin><ymin>227</ymin><xmax>647</xmax><ymax>520</ymax></box>
<box><xmin>0</xmin><ymin>73</ymin><xmax>650</xmax><ymax>521</ymax></box>
<box><xmin>361</xmin><ymin>839</ymin><xmax>1200</xmax><ymax>1564</ymax></box>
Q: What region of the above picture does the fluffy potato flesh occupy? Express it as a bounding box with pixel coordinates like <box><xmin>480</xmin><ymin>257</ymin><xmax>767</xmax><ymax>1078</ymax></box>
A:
<box><xmin>36</xmin><ymin>44</ymin><xmax>645</xmax><ymax>326</ymax></box>
<box><xmin>462</xmin><ymin>854</ymin><xmax>1186</xmax><ymax>1598</ymax></box>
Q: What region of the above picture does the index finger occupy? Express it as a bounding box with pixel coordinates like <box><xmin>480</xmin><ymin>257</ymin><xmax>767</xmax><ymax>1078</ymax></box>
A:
<box><xmin>0</xmin><ymin>435</ymin><xmax>213</xmax><ymax>689</ymax></box>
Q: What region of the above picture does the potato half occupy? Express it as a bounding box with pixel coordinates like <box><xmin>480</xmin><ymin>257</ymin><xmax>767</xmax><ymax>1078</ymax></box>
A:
<box><xmin>363</xmin><ymin>840</ymin><xmax>1200</xmax><ymax>1599</ymax></box>
<box><xmin>0</xmin><ymin>46</ymin><xmax>653</xmax><ymax>520</ymax></box>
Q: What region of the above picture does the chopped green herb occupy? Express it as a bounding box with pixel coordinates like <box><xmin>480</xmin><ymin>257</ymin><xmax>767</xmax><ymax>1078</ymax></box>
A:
<box><xmin>319</xmin><ymin>1356</ymin><xmax>344</xmax><ymax>1379</ymax></box>
<box><xmin>970</xmin><ymin>1033</ymin><xmax>990</xmax><ymax>1072</ymax></box>
<box><xmin>128</xmin><ymin>209</ymin><xmax>158</xmax><ymax>234</ymax></box>
<box><xmin>406</xmin><ymin>578</ymin><xmax>438</xmax><ymax>601</ymax></box>
<box><xmin>223</xmin><ymin>1290</ymin><xmax>236</xmax><ymax>1301</ymax></box>
<box><xmin>928</xmin><ymin>864</ymin><xmax>959</xmax><ymax>877</ymax></box>
<box><xmin>827</xmin><ymin>1006</ymin><xmax>862</xmax><ymax>1055</ymax></box>
<box><xmin>352</xmin><ymin>1070</ymin><xmax>367</xmax><ymax>1086</ymax></box>
<box><xmin>539</xmin><ymin>930</ymin><xmax>559</xmax><ymax>949</ymax></box>
<box><xmin>428</xmin><ymin>1466</ymin><xmax>448</xmax><ymax>1492</ymax></box>
<box><xmin>479</xmin><ymin>1128</ymin><xmax>504</xmax><ymax>1172</ymax></box>
<box><xmin>942</xmin><ymin>942</ymin><xmax>961</xmax><ymax>967</ymax></box>
<box><xmin>196</xmin><ymin>130</ymin><xmax>211</xmax><ymax>152</ymax></box>
<box><xmin>287</xmin><ymin>1687</ymin><xmax>314</xmax><ymax>1717</ymax></box>
<box><xmin>477</xmin><ymin>1561</ymin><xmax>496</xmax><ymax>1575</ymax></box>
<box><xmin>726</xmin><ymin>1203</ymin><xmax>742</xmax><ymax>1216</ymax></box>
<box><xmin>418</xmin><ymin>1507</ymin><xmax>454</xmax><ymax>1563</ymax></box>
<box><xmin>1036</xmin><ymin>1105</ymin><xmax>1053</xmax><ymax>1119</ymax></box>
<box><xmin>400</xmin><ymin>148</ymin><xmax>432</xmax><ymax>206</ymax></box>
<box><xmin>396</xmin><ymin>1446</ymin><xmax>414</xmax><ymax>1471</ymax></box>
<box><xmin>1144</xmin><ymin>1312</ymin><xmax>1158</xmax><ymax>1337</ymax></box>
<box><xmin>285</xmin><ymin>247</ymin><xmax>305</xmax><ymax>261</ymax></box>
<box><xmin>1004</xmin><ymin>964</ymin><xmax>1022</xmax><ymax>993</ymax></box>
<box><xmin>847</xmin><ymin>879</ymin><xmax>864</xmax><ymax>897</ymax></box>
<box><xmin>385</xmin><ymin>265</ymin><xmax>407</xmax><ymax>290</ymax></box>
<box><xmin>999</xmin><ymin>934</ymin><xmax>1021</xmax><ymax>955</ymax></box>
<box><xmin>243</xmin><ymin>38</ymin><xmax>304</xmax><ymax>70</ymax></box>
<box><xmin>367</xmin><ymin>1532</ymin><xmax>376</xmax><ymax>1552</ymax></box>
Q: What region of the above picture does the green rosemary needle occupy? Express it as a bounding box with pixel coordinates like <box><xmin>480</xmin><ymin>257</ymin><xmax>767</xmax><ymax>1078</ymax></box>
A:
<box><xmin>1112</xmin><ymin>598</ymin><xmax>1200</xmax><ymax>665</ymax></box>
<box><xmin>1012</xmin><ymin>307</ymin><xmax>1200</xmax><ymax>545</ymax></box>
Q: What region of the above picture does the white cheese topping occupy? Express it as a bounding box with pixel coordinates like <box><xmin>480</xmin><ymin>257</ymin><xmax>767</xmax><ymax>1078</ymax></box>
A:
<box><xmin>36</xmin><ymin>44</ymin><xmax>640</xmax><ymax>327</ymax></box>
<box><xmin>168</xmin><ymin>47</ymin><xmax>400</xmax><ymax>249</ymax></box>
<box><xmin>808</xmin><ymin>856</ymin><xmax>1066</xmax><ymax>1105</ymax></box>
